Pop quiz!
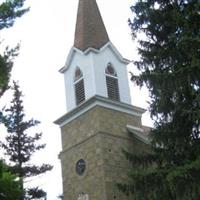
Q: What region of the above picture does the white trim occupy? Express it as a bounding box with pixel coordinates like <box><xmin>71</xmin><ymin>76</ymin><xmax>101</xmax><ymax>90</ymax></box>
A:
<box><xmin>59</xmin><ymin>42</ymin><xmax>130</xmax><ymax>73</ymax></box>
<box><xmin>54</xmin><ymin>95</ymin><xmax>146</xmax><ymax>127</ymax></box>
<box><xmin>127</xmin><ymin>125</ymin><xmax>144</xmax><ymax>133</ymax></box>
<box><xmin>105</xmin><ymin>73</ymin><xmax>118</xmax><ymax>79</ymax></box>
<box><xmin>126</xmin><ymin>124</ymin><xmax>149</xmax><ymax>144</ymax></box>
<box><xmin>74</xmin><ymin>76</ymin><xmax>84</xmax><ymax>85</ymax></box>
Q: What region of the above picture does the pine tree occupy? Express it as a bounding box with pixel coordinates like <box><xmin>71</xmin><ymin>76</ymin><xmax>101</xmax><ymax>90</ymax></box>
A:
<box><xmin>0</xmin><ymin>0</ymin><xmax>29</xmax><ymax>97</ymax></box>
<box><xmin>0</xmin><ymin>160</ymin><xmax>22</xmax><ymax>200</ymax></box>
<box><xmin>0</xmin><ymin>81</ymin><xmax>53</xmax><ymax>199</ymax></box>
<box><xmin>119</xmin><ymin>1</ymin><xmax>200</xmax><ymax>199</ymax></box>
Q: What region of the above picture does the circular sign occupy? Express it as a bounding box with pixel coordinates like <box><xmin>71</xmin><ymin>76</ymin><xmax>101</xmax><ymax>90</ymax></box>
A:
<box><xmin>76</xmin><ymin>159</ymin><xmax>86</xmax><ymax>175</ymax></box>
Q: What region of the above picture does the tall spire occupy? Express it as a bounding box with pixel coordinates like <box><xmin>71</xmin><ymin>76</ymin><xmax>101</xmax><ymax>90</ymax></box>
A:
<box><xmin>74</xmin><ymin>0</ymin><xmax>110</xmax><ymax>51</ymax></box>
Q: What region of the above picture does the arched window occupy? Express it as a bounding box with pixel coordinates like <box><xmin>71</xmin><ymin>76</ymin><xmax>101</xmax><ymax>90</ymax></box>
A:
<box><xmin>105</xmin><ymin>63</ymin><xmax>120</xmax><ymax>101</ymax></box>
<box><xmin>74</xmin><ymin>67</ymin><xmax>85</xmax><ymax>105</ymax></box>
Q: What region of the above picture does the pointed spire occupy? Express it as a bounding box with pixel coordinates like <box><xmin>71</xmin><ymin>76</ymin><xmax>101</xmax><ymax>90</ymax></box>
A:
<box><xmin>74</xmin><ymin>0</ymin><xmax>110</xmax><ymax>51</ymax></box>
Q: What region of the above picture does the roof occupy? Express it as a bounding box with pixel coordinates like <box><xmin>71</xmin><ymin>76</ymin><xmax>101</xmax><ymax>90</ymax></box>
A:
<box><xmin>126</xmin><ymin>125</ymin><xmax>150</xmax><ymax>144</ymax></box>
<box><xmin>74</xmin><ymin>0</ymin><xmax>110</xmax><ymax>51</ymax></box>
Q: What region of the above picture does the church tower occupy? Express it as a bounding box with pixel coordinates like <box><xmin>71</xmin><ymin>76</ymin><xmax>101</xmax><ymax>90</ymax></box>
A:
<box><xmin>55</xmin><ymin>0</ymin><xmax>149</xmax><ymax>199</ymax></box>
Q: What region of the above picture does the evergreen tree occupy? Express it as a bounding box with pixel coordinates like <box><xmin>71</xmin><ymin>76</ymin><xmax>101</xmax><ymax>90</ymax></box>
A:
<box><xmin>0</xmin><ymin>81</ymin><xmax>53</xmax><ymax>199</ymax></box>
<box><xmin>0</xmin><ymin>160</ymin><xmax>22</xmax><ymax>200</ymax></box>
<box><xmin>119</xmin><ymin>1</ymin><xmax>200</xmax><ymax>199</ymax></box>
<box><xmin>0</xmin><ymin>0</ymin><xmax>29</xmax><ymax>97</ymax></box>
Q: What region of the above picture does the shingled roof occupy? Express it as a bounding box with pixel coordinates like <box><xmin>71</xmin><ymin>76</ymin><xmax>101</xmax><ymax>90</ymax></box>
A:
<box><xmin>74</xmin><ymin>0</ymin><xmax>110</xmax><ymax>51</ymax></box>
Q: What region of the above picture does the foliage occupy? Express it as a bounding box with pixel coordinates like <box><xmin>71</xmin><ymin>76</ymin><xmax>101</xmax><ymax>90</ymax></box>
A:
<box><xmin>0</xmin><ymin>44</ymin><xmax>19</xmax><ymax>96</ymax></box>
<box><xmin>57</xmin><ymin>194</ymin><xmax>64</xmax><ymax>199</ymax></box>
<box><xmin>119</xmin><ymin>0</ymin><xmax>200</xmax><ymax>199</ymax></box>
<box><xmin>0</xmin><ymin>0</ymin><xmax>29</xmax><ymax>97</ymax></box>
<box><xmin>0</xmin><ymin>160</ymin><xmax>22</xmax><ymax>200</ymax></box>
<box><xmin>0</xmin><ymin>81</ymin><xmax>53</xmax><ymax>199</ymax></box>
<box><xmin>0</xmin><ymin>1</ymin><xmax>29</xmax><ymax>198</ymax></box>
<box><xmin>26</xmin><ymin>187</ymin><xmax>47</xmax><ymax>200</ymax></box>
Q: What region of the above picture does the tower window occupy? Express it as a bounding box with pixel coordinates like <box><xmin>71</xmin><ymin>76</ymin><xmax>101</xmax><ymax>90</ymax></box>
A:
<box><xmin>74</xmin><ymin>67</ymin><xmax>85</xmax><ymax>105</ymax></box>
<box><xmin>74</xmin><ymin>67</ymin><xmax>83</xmax><ymax>81</ymax></box>
<box><xmin>105</xmin><ymin>63</ymin><xmax>120</xmax><ymax>101</ymax></box>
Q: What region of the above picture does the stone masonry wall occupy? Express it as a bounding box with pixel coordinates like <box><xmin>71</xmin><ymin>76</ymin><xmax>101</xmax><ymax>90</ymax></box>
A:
<box><xmin>60</xmin><ymin>105</ymin><xmax>148</xmax><ymax>200</ymax></box>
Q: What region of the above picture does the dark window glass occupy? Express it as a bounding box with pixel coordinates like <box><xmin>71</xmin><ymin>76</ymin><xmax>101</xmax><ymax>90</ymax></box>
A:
<box><xmin>74</xmin><ymin>67</ymin><xmax>83</xmax><ymax>82</ymax></box>
<box><xmin>105</xmin><ymin>63</ymin><xmax>117</xmax><ymax>76</ymax></box>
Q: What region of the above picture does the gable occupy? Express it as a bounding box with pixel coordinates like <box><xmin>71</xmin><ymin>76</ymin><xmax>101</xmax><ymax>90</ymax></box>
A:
<box><xmin>59</xmin><ymin>42</ymin><xmax>130</xmax><ymax>73</ymax></box>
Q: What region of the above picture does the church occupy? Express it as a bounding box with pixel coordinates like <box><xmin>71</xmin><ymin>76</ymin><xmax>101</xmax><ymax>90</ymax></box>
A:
<box><xmin>55</xmin><ymin>0</ymin><xmax>149</xmax><ymax>199</ymax></box>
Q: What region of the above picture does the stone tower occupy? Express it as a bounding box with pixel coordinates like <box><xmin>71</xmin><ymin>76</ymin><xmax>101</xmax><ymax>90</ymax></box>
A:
<box><xmin>55</xmin><ymin>0</ymin><xmax>149</xmax><ymax>199</ymax></box>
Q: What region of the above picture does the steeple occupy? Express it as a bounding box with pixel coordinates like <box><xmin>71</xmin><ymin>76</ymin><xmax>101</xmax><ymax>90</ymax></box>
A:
<box><xmin>55</xmin><ymin>2</ymin><xmax>150</xmax><ymax>200</ymax></box>
<box><xmin>60</xmin><ymin>0</ymin><xmax>132</xmax><ymax>112</ymax></box>
<box><xmin>74</xmin><ymin>0</ymin><xmax>110</xmax><ymax>51</ymax></box>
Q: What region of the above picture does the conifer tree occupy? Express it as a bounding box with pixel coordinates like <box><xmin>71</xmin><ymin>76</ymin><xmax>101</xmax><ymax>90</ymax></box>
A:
<box><xmin>0</xmin><ymin>81</ymin><xmax>53</xmax><ymax>199</ymax></box>
<box><xmin>0</xmin><ymin>0</ymin><xmax>29</xmax><ymax>97</ymax></box>
<box><xmin>0</xmin><ymin>0</ymin><xmax>29</xmax><ymax>197</ymax></box>
<box><xmin>119</xmin><ymin>1</ymin><xmax>200</xmax><ymax>199</ymax></box>
<box><xmin>0</xmin><ymin>160</ymin><xmax>22</xmax><ymax>200</ymax></box>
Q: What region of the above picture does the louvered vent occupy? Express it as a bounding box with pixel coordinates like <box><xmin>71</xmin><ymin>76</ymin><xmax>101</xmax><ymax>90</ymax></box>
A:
<box><xmin>75</xmin><ymin>79</ymin><xmax>85</xmax><ymax>105</ymax></box>
<box><xmin>106</xmin><ymin>76</ymin><xmax>120</xmax><ymax>101</ymax></box>
<box><xmin>105</xmin><ymin>63</ymin><xmax>120</xmax><ymax>101</ymax></box>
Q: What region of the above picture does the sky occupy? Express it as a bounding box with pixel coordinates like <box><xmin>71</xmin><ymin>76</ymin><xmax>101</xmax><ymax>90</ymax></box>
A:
<box><xmin>0</xmin><ymin>0</ymin><xmax>152</xmax><ymax>199</ymax></box>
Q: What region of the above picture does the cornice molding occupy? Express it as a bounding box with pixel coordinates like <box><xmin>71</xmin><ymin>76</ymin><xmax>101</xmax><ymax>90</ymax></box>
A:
<box><xmin>54</xmin><ymin>95</ymin><xmax>146</xmax><ymax>127</ymax></box>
